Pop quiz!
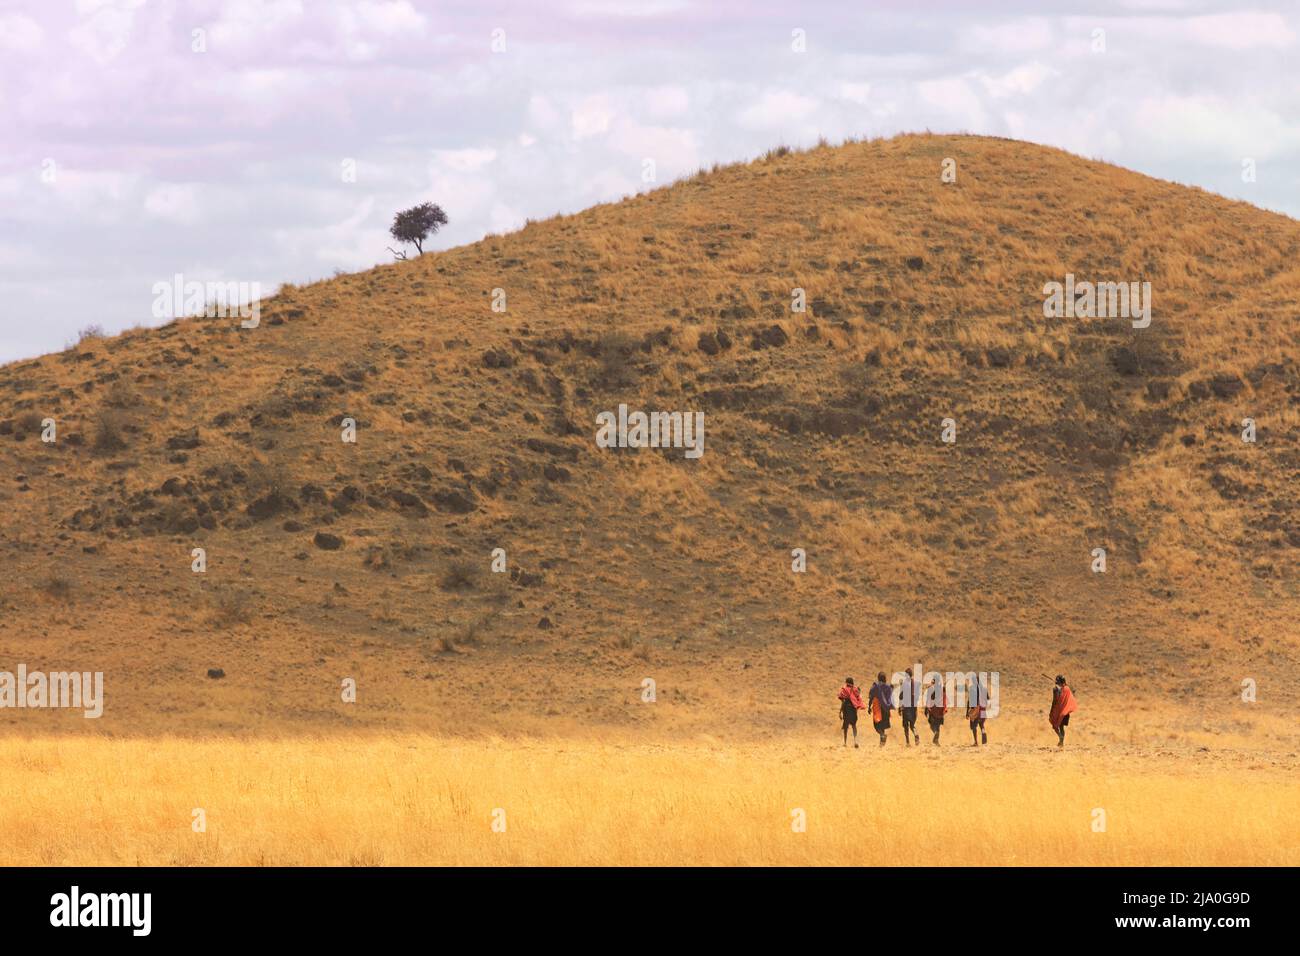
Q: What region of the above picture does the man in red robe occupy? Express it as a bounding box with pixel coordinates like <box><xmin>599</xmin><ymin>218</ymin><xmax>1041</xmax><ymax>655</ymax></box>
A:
<box><xmin>838</xmin><ymin>677</ymin><xmax>864</xmax><ymax>748</ymax></box>
<box><xmin>1049</xmin><ymin>675</ymin><xmax>1077</xmax><ymax>748</ymax></box>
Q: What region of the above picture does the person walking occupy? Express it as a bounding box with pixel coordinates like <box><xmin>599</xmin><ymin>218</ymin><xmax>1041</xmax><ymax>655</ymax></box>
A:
<box><xmin>838</xmin><ymin>677</ymin><xmax>864</xmax><ymax>748</ymax></box>
<box><xmin>899</xmin><ymin>667</ymin><xmax>921</xmax><ymax>747</ymax></box>
<box><xmin>869</xmin><ymin>672</ymin><xmax>894</xmax><ymax>747</ymax></box>
<box><xmin>924</xmin><ymin>675</ymin><xmax>947</xmax><ymax>745</ymax></box>
<box><xmin>966</xmin><ymin>673</ymin><xmax>989</xmax><ymax>746</ymax></box>
<box><xmin>1049</xmin><ymin>675</ymin><xmax>1077</xmax><ymax>748</ymax></box>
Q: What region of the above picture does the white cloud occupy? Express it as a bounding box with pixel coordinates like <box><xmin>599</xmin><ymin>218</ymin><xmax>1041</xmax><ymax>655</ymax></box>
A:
<box><xmin>645</xmin><ymin>85</ymin><xmax>690</xmax><ymax>118</ymax></box>
<box><xmin>351</xmin><ymin>1</ymin><xmax>425</xmax><ymax>35</ymax></box>
<box><xmin>565</xmin><ymin>0</ymin><xmax>688</xmax><ymax>17</ymax></box>
<box><xmin>839</xmin><ymin>82</ymin><xmax>871</xmax><ymax>105</ymax></box>
<box><xmin>1132</xmin><ymin>95</ymin><xmax>1300</xmax><ymax>161</ymax></box>
<box><xmin>143</xmin><ymin>184</ymin><xmax>203</xmax><ymax>225</ymax></box>
<box><xmin>68</xmin><ymin>0</ymin><xmax>146</xmax><ymax>64</ymax></box>
<box><xmin>1184</xmin><ymin>12</ymin><xmax>1295</xmax><ymax>49</ymax></box>
<box><xmin>528</xmin><ymin>94</ymin><xmax>562</xmax><ymax>131</ymax></box>
<box><xmin>962</xmin><ymin>18</ymin><xmax>1054</xmax><ymax>55</ymax></box>
<box><xmin>488</xmin><ymin>201</ymin><xmax>524</xmax><ymax>233</ymax></box>
<box><xmin>572</xmin><ymin>95</ymin><xmax>616</xmax><ymax>139</ymax></box>
<box><xmin>917</xmin><ymin>76</ymin><xmax>988</xmax><ymax>130</ymax></box>
<box><xmin>0</xmin><ymin>14</ymin><xmax>43</xmax><ymax>52</ymax></box>
<box><xmin>980</xmin><ymin>62</ymin><xmax>1056</xmax><ymax>98</ymax></box>
<box><xmin>608</xmin><ymin>122</ymin><xmax>699</xmax><ymax>177</ymax></box>
<box><xmin>736</xmin><ymin>90</ymin><xmax>819</xmax><ymax>131</ymax></box>
<box><xmin>435</xmin><ymin>148</ymin><xmax>498</xmax><ymax>172</ymax></box>
<box><xmin>208</xmin><ymin>0</ymin><xmax>307</xmax><ymax>54</ymax></box>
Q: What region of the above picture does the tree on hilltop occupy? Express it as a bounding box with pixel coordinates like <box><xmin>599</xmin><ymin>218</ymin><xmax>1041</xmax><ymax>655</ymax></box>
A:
<box><xmin>387</xmin><ymin>202</ymin><xmax>448</xmax><ymax>259</ymax></box>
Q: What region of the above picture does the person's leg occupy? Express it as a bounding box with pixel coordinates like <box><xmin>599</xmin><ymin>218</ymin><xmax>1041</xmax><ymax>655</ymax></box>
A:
<box><xmin>970</xmin><ymin>721</ymin><xmax>979</xmax><ymax>745</ymax></box>
<box><xmin>980</xmin><ymin>719</ymin><xmax>987</xmax><ymax>745</ymax></box>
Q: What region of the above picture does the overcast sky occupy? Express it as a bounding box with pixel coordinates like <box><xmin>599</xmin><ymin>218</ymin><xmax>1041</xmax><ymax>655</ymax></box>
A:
<box><xmin>1</xmin><ymin>0</ymin><xmax>1297</xmax><ymax>362</ymax></box>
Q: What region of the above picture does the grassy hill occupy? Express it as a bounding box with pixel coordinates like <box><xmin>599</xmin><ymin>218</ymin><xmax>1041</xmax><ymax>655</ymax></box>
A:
<box><xmin>2</xmin><ymin>132</ymin><xmax>1298</xmax><ymax>745</ymax></box>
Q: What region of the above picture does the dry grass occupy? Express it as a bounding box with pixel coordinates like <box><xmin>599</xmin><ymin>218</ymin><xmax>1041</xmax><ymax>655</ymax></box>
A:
<box><xmin>0</xmin><ymin>735</ymin><xmax>1293</xmax><ymax>866</ymax></box>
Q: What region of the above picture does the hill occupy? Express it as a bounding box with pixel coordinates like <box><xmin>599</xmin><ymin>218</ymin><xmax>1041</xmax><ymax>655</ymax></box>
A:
<box><xmin>2</xmin><ymin>133</ymin><xmax>1298</xmax><ymax>746</ymax></box>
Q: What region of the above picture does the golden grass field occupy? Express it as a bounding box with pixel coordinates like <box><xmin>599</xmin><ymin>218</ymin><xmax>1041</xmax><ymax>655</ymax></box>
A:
<box><xmin>2</xmin><ymin>134</ymin><xmax>1299</xmax><ymax>866</ymax></box>
<box><xmin>2</xmin><ymin>734</ymin><xmax>1296</xmax><ymax>866</ymax></box>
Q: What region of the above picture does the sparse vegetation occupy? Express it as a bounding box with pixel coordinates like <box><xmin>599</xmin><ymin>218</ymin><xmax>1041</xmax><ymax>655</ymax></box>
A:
<box><xmin>439</xmin><ymin>558</ymin><xmax>480</xmax><ymax>591</ymax></box>
<box><xmin>593</xmin><ymin>331</ymin><xmax>641</xmax><ymax>389</ymax></box>
<box><xmin>16</xmin><ymin>410</ymin><xmax>44</xmax><ymax>434</ymax></box>
<box><xmin>91</xmin><ymin>409</ymin><xmax>128</xmax><ymax>454</ymax></box>
<box><xmin>104</xmin><ymin>379</ymin><xmax>137</xmax><ymax>408</ymax></box>
<box><xmin>209</xmin><ymin>589</ymin><xmax>254</xmax><ymax>627</ymax></box>
<box><xmin>246</xmin><ymin>457</ymin><xmax>295</xmax><ymax>499</ymax></box>
<box><xmin>36</xmin><ymin>576</ymin><xmax>74</xmax><ymax>602</ymax></box>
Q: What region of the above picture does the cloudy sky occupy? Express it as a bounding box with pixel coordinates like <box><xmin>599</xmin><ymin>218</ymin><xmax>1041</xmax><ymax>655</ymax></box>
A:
<box><xmin>1</xmin><ymin>0</ymin><xmax>1297</xmax><ymax>362</ymax></box>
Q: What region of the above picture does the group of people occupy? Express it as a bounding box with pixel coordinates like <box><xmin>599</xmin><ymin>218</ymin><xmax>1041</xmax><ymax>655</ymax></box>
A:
<box><xmin>836</xmin><ymin>671</ymin><xmax>1077</xmax><ymax>748</ymax></box>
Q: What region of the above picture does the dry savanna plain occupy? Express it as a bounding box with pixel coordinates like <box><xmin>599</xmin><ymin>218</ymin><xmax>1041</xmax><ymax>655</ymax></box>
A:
<box><xmin>1</xmin><ymin>135</ymin><xmax>1298</xmax><ymax>865</ymax></box>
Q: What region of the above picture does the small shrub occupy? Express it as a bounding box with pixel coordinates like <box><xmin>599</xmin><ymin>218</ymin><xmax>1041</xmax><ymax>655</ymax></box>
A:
<box><xmin>209</xmin><ymin>589</ymin><xmax>254</xmax><ymax>627</ymax></box>
<box><xmin>458</xmin><ymin>611</ymin><xmax>499</xmax><ymax>647</ymax></box>
<box><xmin>104</xmin><ymin>380</ymin><xmax>137</xmax><ymax>408</ymax></box>
<box><xmin>92</xmin><ymin>410</ymin><xmax>128</xmax><ymax>454</ymax></box>
<box><xmin>440</xmin><ymin>558</ymin><xmax>479</xmax><ymax>591</ymax></box>
<box><xmin>16</xmin><ymin>410</ymin><xmax>44</xmax><ymax>433</ymax></box>
<box><xmin>246</xmin><ymin>457</ymin><xmax>294</xmax><ymax>498</ymax></box>
<box><xmin>593</xmin><ymin>331</ymin><xmax>640</xmax><ymax>389</ymax></box>
<box><xmin>431</xmin><ymin>635</ymin><xmax>459</xmax><ymax>655</ymax></box>
<box><xmin>37</xmin><ymin>576</ymin><xmax>74</xmax><ymax>602</ymax></box>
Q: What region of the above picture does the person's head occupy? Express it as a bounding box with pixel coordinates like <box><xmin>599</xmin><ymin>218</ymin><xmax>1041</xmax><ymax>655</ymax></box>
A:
<box><xmin>905</xmin><ymin>667</ymin><xmax>913</xmax><ymax>678</ymax></box>
<box><xmin>1055</xmin><ymin>675</ymin><xmax>1066</xmax><ymax>686</ymax></box>
<box><xmin>845</xmin><ymin>677</ymin><xmax>854</xmax><ymax>686</ymax></box>
<box><xmin>876</xmin><ymin>671</ymin><xmax>886</xmax><ymax>684</ymax></box>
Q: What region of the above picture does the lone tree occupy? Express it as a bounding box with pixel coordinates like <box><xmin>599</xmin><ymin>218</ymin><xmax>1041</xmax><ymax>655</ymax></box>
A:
<box><xmin>388</xmin><ymin>202</ymin><xmax>448</xmax><ymax>259</ymax></box>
